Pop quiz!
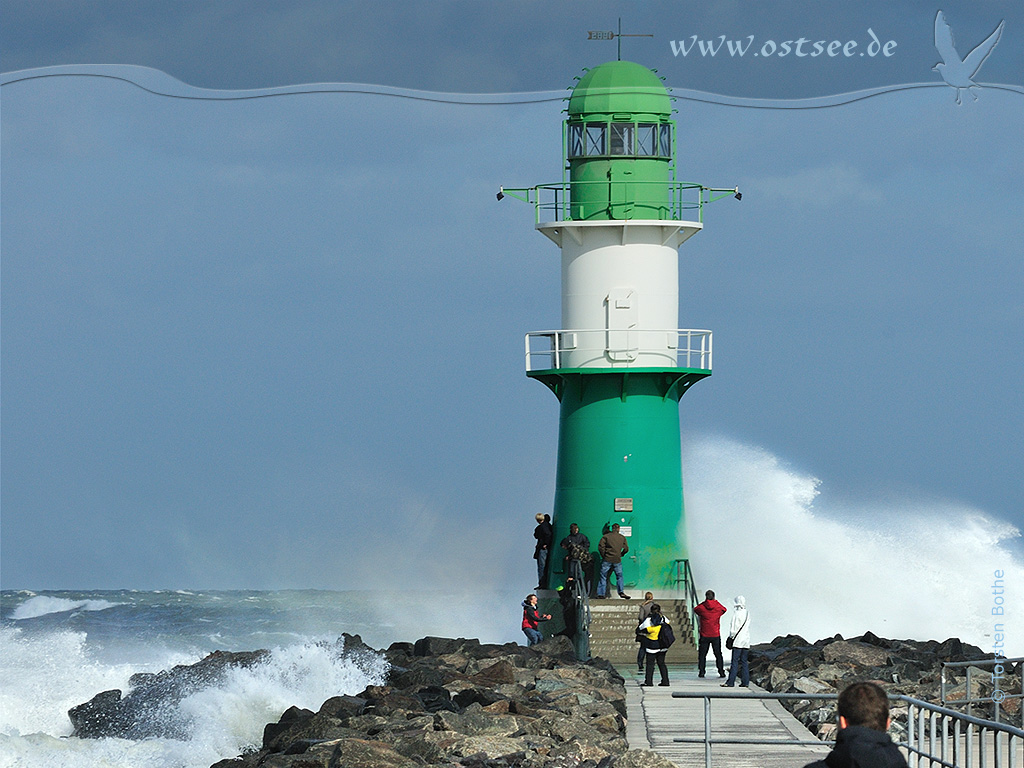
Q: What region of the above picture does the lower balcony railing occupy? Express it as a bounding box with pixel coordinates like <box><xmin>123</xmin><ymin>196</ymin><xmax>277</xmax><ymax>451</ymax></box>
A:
<box><xmin>525</xmin><ymin>329</ymin><xmax>712</xmax><ymax>372</ymax></box>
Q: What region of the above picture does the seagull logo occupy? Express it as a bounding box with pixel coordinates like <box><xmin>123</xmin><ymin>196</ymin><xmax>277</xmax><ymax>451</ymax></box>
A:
<box><xmin>932</xmin><ymin>10</ymin><xmax>1005</xmax><ymax>104</ymax></box>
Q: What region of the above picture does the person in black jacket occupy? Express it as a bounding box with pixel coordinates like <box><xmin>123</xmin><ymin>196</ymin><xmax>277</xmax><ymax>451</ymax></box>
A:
<box><xmin>637</xmin><ymin>604</ymin><xmax>670</xmax><ymax>687</ymax></box>
<box><xmin>560</xmin><ymin>523</ymin><xmax>592</xmax><ymax>587</ymax></box>
<box><xmin>533</xmin><ymin>513</ymin><xmax>553</xmax><ymax>589</ymax></box>
<box><xmin>804</xmin><ymin>682</ymin><xmax>908</xmax><ymax>768</ymax></box>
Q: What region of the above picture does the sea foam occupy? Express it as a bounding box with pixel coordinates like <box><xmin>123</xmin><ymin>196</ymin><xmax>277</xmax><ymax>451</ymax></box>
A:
<box><xmin>684</xmin><ymin>435</ymin><xmax>1023</xmax><ymax>655</ymax></box>
<box><xmin>0</xmin><ymin>627</ymin><xmax>388</xmax><ymax>768</ymax></box>
<box><xmin>10</xmin><ymin>595</ymin><xmax>123</xmax><ymax>621</ymax></box>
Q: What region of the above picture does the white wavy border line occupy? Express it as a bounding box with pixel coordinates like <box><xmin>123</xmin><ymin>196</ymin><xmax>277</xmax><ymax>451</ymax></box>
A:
<box><xmin>2</xmin><ymin>64</ymin><xmax>1022</xmax><ymax>107</ymax></box>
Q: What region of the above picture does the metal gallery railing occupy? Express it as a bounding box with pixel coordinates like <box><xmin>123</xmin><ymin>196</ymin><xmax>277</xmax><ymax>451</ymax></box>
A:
<box><xmin>669</xmin><ymin>691</ymin><xmax>1023</xmax><ymax>768</ymax></box>
<box><xmin>498</xmin><ymin>181</ymin><xmax>740</xmax><ymax>225</ymax></box>
<box><xmin>525</xmin><ymin>329</ymin><xmax>712</xmax><ymax>372</ymax></box>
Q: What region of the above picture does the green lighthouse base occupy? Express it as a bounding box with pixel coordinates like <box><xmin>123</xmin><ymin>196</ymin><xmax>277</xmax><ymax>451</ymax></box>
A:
<box><xmin>529</xmin><ymin>367</ymin><xmax>708</xmax><ymax>592</ymax></box>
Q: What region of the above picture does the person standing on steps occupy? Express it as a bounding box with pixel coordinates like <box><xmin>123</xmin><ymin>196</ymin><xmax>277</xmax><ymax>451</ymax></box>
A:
<box><xmin>721</xmin><ymin>595</ymin><xmax>751</xmax><ymax>688</ymax></box>
<box><xmin>560</xmin><ymin>523</ymin><xmax>591</xmax><ymax>588</ymax></box>
<box><xmin>596</xmin><ymin>523</ymin><xmax>631</xmax><ymax>599</ymax></box>
<box><xmin>636</xmin><ymin>591</ymin><xmax>655</xmax><ymax>673</ymax></box>
<box><xmin>693</xmin><ymin>589</ymin><xmax>727</xmax><ymax>678</ymax></box>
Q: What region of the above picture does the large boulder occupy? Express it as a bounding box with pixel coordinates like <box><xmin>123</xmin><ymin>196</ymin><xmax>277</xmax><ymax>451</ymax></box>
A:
<box><xmin>69</xmin><ymin>649</ymin><xmax>270</xmax><ymax>739</ymax></box>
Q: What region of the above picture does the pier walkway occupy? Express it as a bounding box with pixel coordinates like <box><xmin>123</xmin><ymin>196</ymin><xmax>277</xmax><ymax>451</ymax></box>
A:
<box><xmin>623</xmin><ymin>665</ymin><xmax>830</xmax><ymax>767</ymax></box>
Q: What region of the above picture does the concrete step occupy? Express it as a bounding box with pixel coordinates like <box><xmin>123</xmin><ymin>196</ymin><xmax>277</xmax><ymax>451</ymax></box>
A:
<box><xmin>587</xmin><ymin>597</ymin><xmax>698</xmax><ymax>664</ymax></box>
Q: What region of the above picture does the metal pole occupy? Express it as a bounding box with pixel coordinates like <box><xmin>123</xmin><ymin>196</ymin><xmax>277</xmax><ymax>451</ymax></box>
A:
<box><xmin>704</xmin><ymin>695</ymin><xmax>712</xmax><ymax>768</ymax></box>
<box><xmin>929</xmin><ymin>713</ymin><xmax>936</xmax><ymax>768</ymax></box>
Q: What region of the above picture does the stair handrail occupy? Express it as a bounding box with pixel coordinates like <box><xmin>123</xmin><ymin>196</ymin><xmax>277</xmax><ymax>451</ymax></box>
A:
<box><xmin>568</xmin><ymin>559</ymin><xmax>592</xmax><ymax>661</ymax></box>
<box><xmin>672</xmin><ymin>558</ymin><xmax>701</xmax><ymax>646</ymax></box>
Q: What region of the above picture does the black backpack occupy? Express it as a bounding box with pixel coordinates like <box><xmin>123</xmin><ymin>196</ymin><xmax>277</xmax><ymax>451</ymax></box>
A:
<box><xmin>658</xmin><ymin>621</ymin><xmax>676</xmax><ymax>649</ymax></box>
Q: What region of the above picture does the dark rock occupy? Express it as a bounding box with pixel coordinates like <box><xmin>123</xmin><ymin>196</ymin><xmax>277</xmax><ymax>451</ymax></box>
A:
<box><xmin>317</xmin><ymin>695</ymin><xmax>367</xmax><ymax>720</ymax></box>
<box><xmin>414</xmin><ymin>685</ymin><xmax>458</xmax><ymax>712</ymax></box>
<box><xmin>822</xmin><ymin>639</ymin><xmax>890</xmax><ymax>667</ymax></box>
<box><xmin>69</xmin><ymin>650</ymin><xmax>270</xmax><ymax>739</ymax></box>
<box><xmin>413</xmin><ymin>636</ymin><xmax>481</xmax><ymax>657</ymax></box>
<box><xmin>751</xmin><ymin>632</ymin><xmax>1005</xmax><ymax>738</ymax></box>
<box><xmin>203</xmin><ymin>634</ymin><xmax>663</xmax><ymax>768</ymax></box>
<box><xmin>472</xmin><ymin>659</ymin><xmax>518</xmax><ymax>686</ymax></box>
<box><xmin>262</xmin><ymin>706</ymin><xmax>315</xmax><ymax>750</ymax></box>
<box><xmin>331</xmin><ymin>737</ymin><xmax>419</xmax><ymax>768</ymax></box>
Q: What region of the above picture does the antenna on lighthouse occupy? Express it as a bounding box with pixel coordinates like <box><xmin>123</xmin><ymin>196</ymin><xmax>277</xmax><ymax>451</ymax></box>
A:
<box><xmin>586</xmin><ymin>19</ymin><xmax>653</xmax><ymax>60</ymax></box>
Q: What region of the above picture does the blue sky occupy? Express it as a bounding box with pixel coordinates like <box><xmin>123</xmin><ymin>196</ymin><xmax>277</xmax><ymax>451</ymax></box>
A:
<box><xmin>2</xmin><ymin>1</ymin><xmax>1022</xmax><ymax>594</ymax></box>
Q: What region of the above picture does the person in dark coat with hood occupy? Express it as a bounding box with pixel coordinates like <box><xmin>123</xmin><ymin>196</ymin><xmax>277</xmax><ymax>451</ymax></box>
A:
<box><xmin>533</xmin><ymin>513</ymin><xmax>553</xmax><ymax>589</ymax></box>
<box><xmin>803</xmin><ymin>681</ymin><xmax>908</xmax><ymax>768</ymax></box>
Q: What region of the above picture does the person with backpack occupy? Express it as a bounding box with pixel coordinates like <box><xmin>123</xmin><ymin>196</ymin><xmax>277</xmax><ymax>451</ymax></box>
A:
<box><xmin>637</xmin><ymin>603</ymin><xmax>674</xmax><ymax>686</ymax></box>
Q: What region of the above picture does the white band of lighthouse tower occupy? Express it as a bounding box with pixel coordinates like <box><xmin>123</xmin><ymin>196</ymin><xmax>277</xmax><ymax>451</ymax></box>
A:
<box><xmin>539</xmin><ymin>219</ymin><xmax>702</xmax><ymax>369</ymax></box>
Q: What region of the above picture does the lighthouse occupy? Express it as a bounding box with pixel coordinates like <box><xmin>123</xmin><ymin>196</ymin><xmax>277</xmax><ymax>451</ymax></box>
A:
<box><xmin>504</xmin><ymin>60</ymin><xmax>737</xmax><ymax>599</ymax></box>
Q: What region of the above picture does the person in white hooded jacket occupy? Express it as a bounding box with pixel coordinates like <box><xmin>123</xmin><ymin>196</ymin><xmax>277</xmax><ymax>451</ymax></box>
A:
<box><xmin>721</xmin><ymin>595</ymin><xmax>750</xmax><ymax>687</ymax></box>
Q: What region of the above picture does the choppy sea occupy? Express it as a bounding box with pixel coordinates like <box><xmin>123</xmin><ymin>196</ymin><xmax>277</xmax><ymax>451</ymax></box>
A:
<box><xmin>0</xmin><ymin>589</ymin><xmax>521</xmax><ymax>768</ymax></box>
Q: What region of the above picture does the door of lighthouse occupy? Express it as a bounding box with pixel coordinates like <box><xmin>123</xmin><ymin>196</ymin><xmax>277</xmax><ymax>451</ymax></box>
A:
<box><xmin>605</xmin><ymin>288</ymin><xmax>638</xmax><ymax>363</ymax></box>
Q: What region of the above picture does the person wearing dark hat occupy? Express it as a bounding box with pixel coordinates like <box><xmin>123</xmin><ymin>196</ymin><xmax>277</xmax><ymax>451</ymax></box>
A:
<box><xmin>533</xmin><ymin>513</ymin><xmax>553</xmax><ymax>589</ymax></box>
<box><xmin>803</xmin><ymin>682</ymin><xmax>908</xmax><ymax>768</ymax></box>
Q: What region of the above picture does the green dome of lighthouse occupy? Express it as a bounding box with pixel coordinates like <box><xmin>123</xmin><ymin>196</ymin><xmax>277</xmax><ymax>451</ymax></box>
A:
<box><xmin>568</xmin><ymin>60</ymin><xmax>671</xmax><ymax>121</ymax></box>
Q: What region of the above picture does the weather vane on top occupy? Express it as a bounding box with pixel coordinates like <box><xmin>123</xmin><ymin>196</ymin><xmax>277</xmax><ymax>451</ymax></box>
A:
<box><xmin>587</xmin><ymin>18</ymin><xmax>653</xmax><ymax>60</ymax></box>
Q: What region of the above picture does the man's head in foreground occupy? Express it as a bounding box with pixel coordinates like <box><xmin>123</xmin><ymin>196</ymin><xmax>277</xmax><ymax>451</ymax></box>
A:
<box><xmin>838</xmin><ymin>682</ymin><xmax>890</xmax><ymax>731</ymax></box>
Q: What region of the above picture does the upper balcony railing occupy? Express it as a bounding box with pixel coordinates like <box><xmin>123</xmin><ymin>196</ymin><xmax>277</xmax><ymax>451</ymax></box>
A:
<box><xmin>498</xmin><ymin>181</ymin><xmax>740</xmax><ymax>226</ymax></box>
<box><xmin>526</xmin><ymin>329</ymin><xmax>712</xmax><ymax>372</ymax></box>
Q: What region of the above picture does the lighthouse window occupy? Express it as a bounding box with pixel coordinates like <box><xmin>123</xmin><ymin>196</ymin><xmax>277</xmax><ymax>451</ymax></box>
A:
<box><xmin>569</xmin><ymin>124</ymin><xmax>585</xmax><ymax>157</ymax></box>
<box><xmin>636</xmin><ymin>124</ymin><xmax>656</xmax><ymax>155</ymax></box>
<box><xmin>659</xmin><ymin>124</ymin><xmax>672</xmax><ymax>157</ymax></box>
<box><xmin>585</xmin><ymin>124</ymin><xmax>606</xmax><ymax>155</ymax></box>
<box><xmin>610</xmin><ymin>123</ymin><xmax>633</xmax><ymax>155</ymax></box>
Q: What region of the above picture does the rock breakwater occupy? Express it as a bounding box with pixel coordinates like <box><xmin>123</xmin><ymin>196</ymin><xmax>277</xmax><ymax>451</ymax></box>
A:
<box><xmin>749</xmin><ymin>632</ymin><xmax>1021</xmax><ymax>740</ymax></box>
<box><xmin>210</xmin><ymin>633</ymin><xmax>674</xmax><ymax>768</ymax></box>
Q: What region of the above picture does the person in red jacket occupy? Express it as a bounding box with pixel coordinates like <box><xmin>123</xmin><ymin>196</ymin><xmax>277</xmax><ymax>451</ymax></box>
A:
<box><xmin>692</xmin><ymin>590</ymin><xmax>727</xmax><ymax>678</ymax></box>
<box><xmin>521</xmin><ymin>594</ymin><xmax>551</xmax><ymax>646</ymax></box>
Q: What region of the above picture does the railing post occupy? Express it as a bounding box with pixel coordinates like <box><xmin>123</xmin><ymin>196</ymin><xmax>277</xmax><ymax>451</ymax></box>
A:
<box><xmin>967</xmin><ymin>667</ymin><xmax>973</xmax><ymax>720</ymax></box>
<box><xmin>941</xmin><ymin>712</ymin><xmax>949</xmax><ymax>767</ymax></box>
<box><xmin>941</xmin><ymin>663</ymin><xmax>947</xmax><ymax>709</ymax></box>
<box><xmin>929</xmin><ymin>712</ymin><xmax>936</xmax><ymax>768</ymax></box>
<box><xmin>921</xmin><ymin>708</ymin><xmax>929</xmax><ymax>765</ymax></box>
<box><xmin>704</xmin><ymin>695</ymin><xmax>712</xmax><ymax>768</ymax></box>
